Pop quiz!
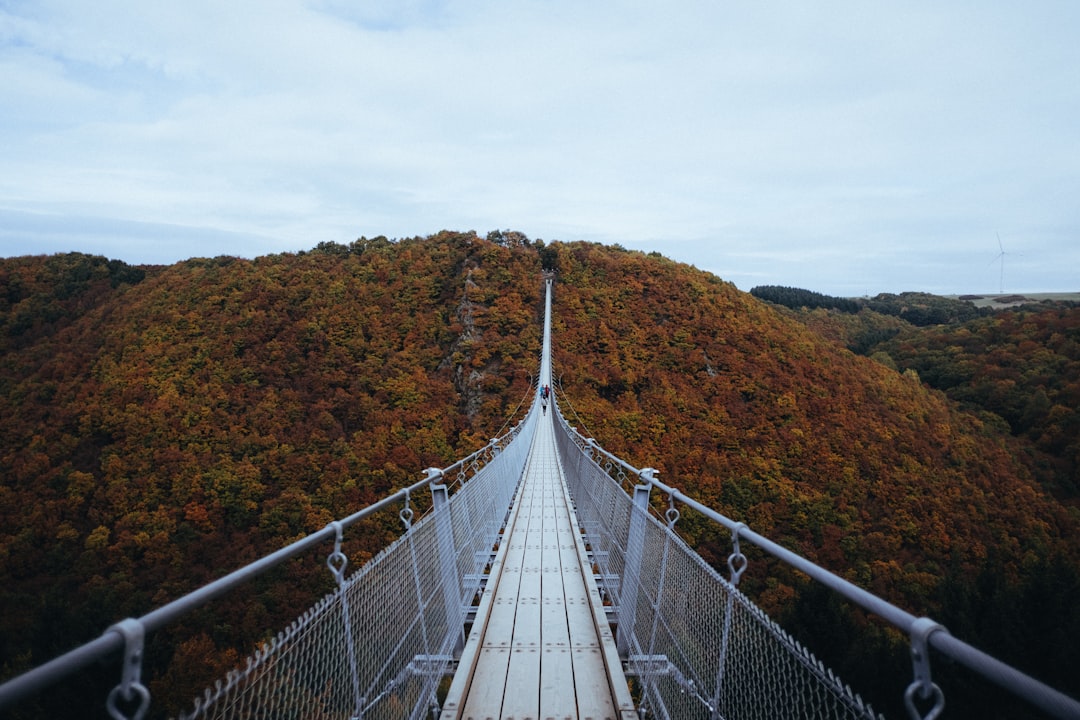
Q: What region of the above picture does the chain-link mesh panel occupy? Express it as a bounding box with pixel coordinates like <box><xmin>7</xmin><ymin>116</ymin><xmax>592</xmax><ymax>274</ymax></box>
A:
<box><xmin>176</xmin><ymin>412</ymin><xmax>536</xmax><ymax>720</ymax></box>
<box><xmin>553</xmin><ymin>413</ymin><xmax>883</xmax><ymax>720</ymax></box>
<box><xmin>448</xmin><ymin>411</ymin><xmax>536</xmax><ymax>611</ymax></box>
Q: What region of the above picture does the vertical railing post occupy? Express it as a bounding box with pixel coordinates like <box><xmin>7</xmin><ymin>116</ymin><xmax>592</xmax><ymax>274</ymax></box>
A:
<box><xmin>427</xmin><ymin>469</ymin><xmax>465</xmax><ymax>655</ymax></box>
<box><xmin>711</xmin><ymin>523</ymin><xmax>748</xmax><ymax>718</ymax></box>
<box><xmin>617</xmin><ymin>470</ymin><xmax>656</xmax><ymax>655</ymax></box>
<box><xmin>325</xmin><ymin>521</ymin><xmax>364</xmax><ymax>719</ymax></box>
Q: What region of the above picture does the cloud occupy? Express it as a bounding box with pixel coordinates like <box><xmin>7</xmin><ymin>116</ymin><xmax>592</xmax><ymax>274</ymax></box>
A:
<box><xmin>1</xmin><ymin>0</ymin><xmax>1078</xmax><ymax>294</ymax></box>
<box><xmin>0</xmin><ymin>207</ymin><xmax>292</xmax><ymax>263</ymax></box>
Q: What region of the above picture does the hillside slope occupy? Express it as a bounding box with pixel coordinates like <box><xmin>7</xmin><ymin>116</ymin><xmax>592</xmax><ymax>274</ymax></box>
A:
<box><xmin>2</xmin><ymin>235</ymin><xmax>1077</xmax><ymax>717</ymax></box>
<box><xmin>0</xmin><ymin>234</ymin><xmax>545</xmax><ymax>714</ymax></box>
<box><xmin>545</xmin><ymin>243</ymin><xmax>1080</xmax><ymax>715</ymax></box>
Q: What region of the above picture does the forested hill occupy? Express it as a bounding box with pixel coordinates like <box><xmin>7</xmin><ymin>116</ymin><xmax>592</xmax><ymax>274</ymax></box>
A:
<box><xmin>2</xmin><ymin>232</ymin><xmax>1078</xmax><ymax>718</ymax></box>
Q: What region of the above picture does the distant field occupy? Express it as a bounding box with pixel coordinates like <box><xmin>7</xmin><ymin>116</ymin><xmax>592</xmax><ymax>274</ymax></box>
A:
<box><xmin>944</xmin><ymin>292</ymin><xmax>1080</xmax><ymax>308</ymax></box>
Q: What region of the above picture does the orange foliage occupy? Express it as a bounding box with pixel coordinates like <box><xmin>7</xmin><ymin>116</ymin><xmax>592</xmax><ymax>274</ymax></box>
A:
<box><xmin>1</xmin><ymin>238</ymin><xmax>1077</xmax><ymax>717</ymax></box>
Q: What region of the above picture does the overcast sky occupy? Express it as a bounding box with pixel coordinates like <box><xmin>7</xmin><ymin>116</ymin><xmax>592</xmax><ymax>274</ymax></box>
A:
<box><xmin>1</xmin><ymin>1</ymin><xmax>1077</xmax><ymax>296</ymax></box>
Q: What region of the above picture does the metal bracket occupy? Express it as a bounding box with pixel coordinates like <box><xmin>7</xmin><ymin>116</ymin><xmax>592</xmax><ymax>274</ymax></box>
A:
<box><xmin>626</xmin><ymin>655</ymin><xmax>709</xmax><ymax>711</ymax></box>
<box><xmin>904</xmin><ymin>617</ymin><xmax>946</xmax><ymax>720</ymax></box>
<box><xmin>105</xmin><ymin>618</ymin><xmax>150</xmax><ymax>720</ymax></box>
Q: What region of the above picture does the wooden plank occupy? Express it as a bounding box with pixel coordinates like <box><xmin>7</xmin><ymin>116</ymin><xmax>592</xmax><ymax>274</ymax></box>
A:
<box><xmin>499</xmin><ymin>646</ymin><xmax>541</xmax><ymax>718</ymax></box>
<box><xmin>461</xmin><ymin>648</ymin><xmax>512</xmax><ymax>719</ymax></box>
<box><xmin>541</xmin><ymin>596</ymin><xmax>570</xmax><ymax>649</ymax></box>
<box><xmin>482</xmin><ymin>597</ymin><xmax>520</xmax><ymax>649</ymax></box>
<box><xmin>540</xmin><ymin>647</ymin><xmax>577</xmax><ymax>719</ymax></box>
<box><xmin>511</xmin><ymin>596</ymin><xmax>542</xmax><ymax>649</ymax></box>
<box><xmin>572</xmin><ymin>647</ymin><xmax>618</xmax><ymax>720</ymax></box>
<box><xmin>517</xmin><ymin>562</ymin><xmax>543</xmax><ymax>596</ymax></box>
<box><xmin>560</xmin><ymin>527</ymin><xmax>600</xmax><ymax>649</ymax></box>
<box><xmin>565</xmin><ymin>595</ymin><xmax>600</xmax><ymax>649</ymax></box>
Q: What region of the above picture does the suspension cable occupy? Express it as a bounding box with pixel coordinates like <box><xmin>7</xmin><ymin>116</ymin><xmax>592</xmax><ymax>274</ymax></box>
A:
<box><xmin>490</xmin><ymin>377</ymin><xmax>535</xmax><ymax>440</ymax></box>
<box><xmin>552</xmin><ymin>376</ymin><xmax>593</xmax><ymax>440</ymax></box>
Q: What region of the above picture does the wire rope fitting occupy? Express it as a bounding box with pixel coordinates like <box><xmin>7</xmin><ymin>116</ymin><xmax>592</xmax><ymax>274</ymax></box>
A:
<box><xmin>423</xmin><ymin>467</ymin><xmax>444</xmax><ymax>486</ymax></box>
<box><xmin>637</xmin><ymin>468</ymin><xmax>659</xmax><ymax>486</ymax></box>
<box><xmin>664</xmin><ymin>492</ymin><xmax>680</xmax><ymax>529</ymax></box>
<box><xmin>585</xmin><ymin>437</ymin><xmax>597</xmax><ymax>460</ymax></box>
<box><xmin>904</xmin><ymin>616</ymin><xmax>947</xmax><ymax>720</ymax></box>
<box><xmin>326</xmin><ymin>520</ymin><xmax>348</xmax><ymax>587</ymax></box>
<box><xmin>400</xmin><ymin>489</ymin><xmax>414</xmax><ymax>529</ymax></box>
<box><xmin>727</xmin><ymin>523</ymin><xmax>748</xmax><ymax>586</ymax></box>
<box><xmin>105</xmin><ymin>618</ymin><xmax>150</xmax><ymax>720</ymax></box>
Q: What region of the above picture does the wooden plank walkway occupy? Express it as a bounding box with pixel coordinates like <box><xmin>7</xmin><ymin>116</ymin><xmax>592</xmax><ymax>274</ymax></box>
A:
<box><xmin>440</xmin><ymin>409</ymin><xmax>636</xmax><ymax>720</ymax></box>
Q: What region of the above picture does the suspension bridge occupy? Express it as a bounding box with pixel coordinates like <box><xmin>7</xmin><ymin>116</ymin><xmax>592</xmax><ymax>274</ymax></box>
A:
<box><xmin>2</xmin><ymin>278</ymin><xmax>1079</xmax><ymax>720</ymax></box>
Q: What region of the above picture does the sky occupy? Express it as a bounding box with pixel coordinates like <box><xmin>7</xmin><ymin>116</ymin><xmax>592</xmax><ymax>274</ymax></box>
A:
<box><xmin>1</xmin><ymin>1</ymin><xmax>1077</xmax><ymax>297</ymax></box>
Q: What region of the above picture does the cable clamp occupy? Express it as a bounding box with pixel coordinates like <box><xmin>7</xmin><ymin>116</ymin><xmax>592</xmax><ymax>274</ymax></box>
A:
<box><xmin>637</xmin><ymin>468</ymin><xmax>658</xmax><ymax>484</ymax></box>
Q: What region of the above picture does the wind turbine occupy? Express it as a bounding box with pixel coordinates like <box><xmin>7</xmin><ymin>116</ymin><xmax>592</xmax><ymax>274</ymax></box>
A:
<box><xmin>989</xmin><ymin>232</ymin><xmax>1007</xmax><ymax>294</ymax></box>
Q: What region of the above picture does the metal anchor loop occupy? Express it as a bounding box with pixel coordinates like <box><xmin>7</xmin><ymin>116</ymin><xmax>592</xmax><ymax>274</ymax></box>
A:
<box><xmin>326</xmin><ymin>520</ymin><xmax>348</xmax><ymax>587</ymax></box>
<box><xmin>664</xmin><ymin>493</ymin><xmax>680</xmax><ymax>529</ymax></box>
<box><xmin>904</xmin><ymin>683</ymin><xmax>945</xmax><ymax>720</ymax></box>
<box><xmin>727</xmin><ymin>523</ymin><xmax>748</xmax><ymax>586</ymax></box>
<box><xmin>105</xmin><ymin>618</ymin><xmax>150</xmax><ymax>720</ymax></box>
<box><xmin>400</xmin><ymin>489</ymin><xmax>414</xmax><ymax>529</ymax></box>
<box><xmin>904</xmin><ymin>617</ymin><xmax>947</xmax><ymax>720</ymax></box>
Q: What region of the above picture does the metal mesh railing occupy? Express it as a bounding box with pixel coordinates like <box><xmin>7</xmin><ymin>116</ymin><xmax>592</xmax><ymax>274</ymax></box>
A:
<box><xmin>619</xmin><ymin>506</ymin><xmax>879</xmax><ymax>720</ymax></box>
<box><xmin>553</xmin><ymin>408</ymin><xmax>882</xmax><ymax>720</ymax></box>
<box><xmin>177</xmin><ymin>407</ymin><xmax>538</xmax><ymax>720</ymax></box>
<box><xmin>178</xmin><ymin>520</ymin><xmax>447</xmax><ymax>720</ymax></box>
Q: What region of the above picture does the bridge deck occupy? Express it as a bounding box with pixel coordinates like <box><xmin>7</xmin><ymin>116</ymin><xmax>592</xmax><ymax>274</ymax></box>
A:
<box><xmin>441</xmin><ymin>409</ymin><xmax>635</xmax><ymax>720</ymax></box>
